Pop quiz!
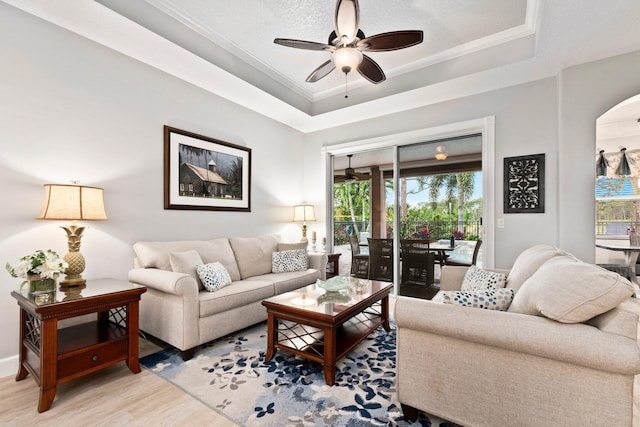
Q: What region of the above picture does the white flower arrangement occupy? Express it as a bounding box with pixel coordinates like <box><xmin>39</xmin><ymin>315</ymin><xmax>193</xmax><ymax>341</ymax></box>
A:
<box><xmin>6</xmin><ymin>249</ymin><xmax>68</xmax><ymax>283</ymax></box>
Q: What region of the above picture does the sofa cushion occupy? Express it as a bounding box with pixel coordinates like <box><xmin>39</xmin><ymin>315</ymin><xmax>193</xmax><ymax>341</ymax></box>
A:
<box><xmin>169</xmin><ymin>249</ymin><xmax>204</xmax><ymax>290</ymax></box>
<box><xmin>461</xmin><ymin>265</ymin><xmax>506</xmax><ymax>291</ymax></box>
<box><xmin>441</xmin><ymin>288</ymin><xmax>514</xmax><ymax>311</ymax></box>
<box><xmin>199</xmin><ymin>280</ymin><xmax>274</xmax><ymax>317</ymax></box>
<box><xmin>272</xmin><ymin>249</ymin><xmax>308</xmax><ymax>273</ymax></box>
<box><xmin>508</xmin><ymin>256</ymin><xmax>635</xmax><ymax>323</ymax></box>
<box><xmin>229</xmin><ymin>235</ymin><xmax>279</xmax><ymax>279</ymax></box>
<box><xmin>196</xmin><ymin>262</ymin><xmax>232</xmax><ymax>292</ymax></box>
<box><xmin>246</xmin><ymin>269</ymin><xmax>321</xmax><ymax>294</ymax></box>
<box><xmin>133</xmin><ymin>238</ymin><xmax>241</xmax><ymax>282</ymax></box>
<box><xmin>277</xmin><ymin>242</ymin><xmax>308</xmax><ymax>251</ymax></box>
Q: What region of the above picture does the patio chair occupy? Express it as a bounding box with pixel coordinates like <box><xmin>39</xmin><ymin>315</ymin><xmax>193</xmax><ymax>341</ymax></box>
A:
<box><xmin>368</xmin><ymin>238</ymin><xmax>394</xmax><ymax>282</ymax></box>
<box><xmin>400</xmin><ymin>239</ymin><xmax>435</xmax><ymax>286</ymax></box>
<box><xmin>349</xmin><ymin>235</ymin><xmax>369</xmax><ymax>278</ymax></box>
<box><xmin>445</xmin><ymin>239</ymin><xmax>482</xmax><ymax>266</ymax></box>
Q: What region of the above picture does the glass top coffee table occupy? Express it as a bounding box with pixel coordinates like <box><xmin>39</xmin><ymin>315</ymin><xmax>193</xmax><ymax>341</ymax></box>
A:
<box><xmin>261</xmin><ymin>277</ymin><xmax>392</xmax><ymax>386</ymax></box>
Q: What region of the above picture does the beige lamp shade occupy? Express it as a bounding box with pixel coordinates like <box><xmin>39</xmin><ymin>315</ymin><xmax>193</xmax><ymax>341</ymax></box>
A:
<box><xmin>38</xmin><ymin>184</ymin><xmax>108</xmax><ymax>221</ymax></box>
<box><xmin>292</xmin><ymin>204</ymin><xmax>316</xmax><ymax>223</ymax></box>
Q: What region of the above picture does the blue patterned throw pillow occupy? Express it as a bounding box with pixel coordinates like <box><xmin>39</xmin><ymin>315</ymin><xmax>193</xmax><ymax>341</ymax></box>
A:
<box><xmin>272</xmin><ymin>249</ymin><xmax>308</xmax><ymax>273</ymax></box>
<box><xmin>442</xmin><ymin>288</ymin><xmax>515</xmax><ymax>311</ymax></box>
<box><xmin>196</xmin><ymin>262</ymin><xmax>232</xmax><ymax>292</ymax></box>
<box><xmin>461</xmin><ymin>265</ymin><xmax>506</xmax><ymax>291</ymax></box>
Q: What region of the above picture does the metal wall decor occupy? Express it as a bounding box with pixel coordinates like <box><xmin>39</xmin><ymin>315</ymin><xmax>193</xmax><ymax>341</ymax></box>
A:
<box><xmin>504</xmin><ymin>153</ymin><xmax>545</xmax><ymax>213</ymax></box>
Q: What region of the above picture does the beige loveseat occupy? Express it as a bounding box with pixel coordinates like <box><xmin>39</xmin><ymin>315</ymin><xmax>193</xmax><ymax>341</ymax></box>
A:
<box><xmin>128</xmin><ymin>235</ymin><xmax>327</xmax><ymax>360</ymax></box>
<box><xmin>395</xmin><ymin>244</ymin><xmax>640</xmax><ymax>427</ymax></box>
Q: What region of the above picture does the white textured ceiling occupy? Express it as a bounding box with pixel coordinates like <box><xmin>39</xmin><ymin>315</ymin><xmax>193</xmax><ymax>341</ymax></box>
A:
<box><xmin>4</xmin><ymin>0</ymin><xmax>640</xmax><ymax>132</ymax></box>
<box><xmin>136</xmin><ymin>0</ymin><xmax>527</xmax><ymax>101</ymax></box>
<box><xmin>92</xmin><ymin>0</ymin><xmax>534</xmax><ymax>115</ymax></box>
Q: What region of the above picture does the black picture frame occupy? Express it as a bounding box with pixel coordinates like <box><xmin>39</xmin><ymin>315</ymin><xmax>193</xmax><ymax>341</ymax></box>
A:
<box><xmin>504</xmin><ymin>153</ymin><xmax>545</xmax><ymax>213</ymax></box>
<box><xmin>164</xmin><ymin>126</ymin><xmax>251</xmax><ymax>212</ymax></box>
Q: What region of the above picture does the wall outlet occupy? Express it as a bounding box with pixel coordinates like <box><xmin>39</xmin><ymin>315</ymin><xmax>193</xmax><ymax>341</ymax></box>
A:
<box><xmin>497</xmin><ymin>218</ymin><xmax>505</xmax><ymax>228</ymax></box>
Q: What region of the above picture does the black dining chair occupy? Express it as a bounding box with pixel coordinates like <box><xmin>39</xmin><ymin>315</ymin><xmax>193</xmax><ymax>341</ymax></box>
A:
<box><xmin>368</xmin><ymin>238</ymin><xmax>394</xmax><ymax>282</ymax></box>
<box><xmin>349</xmin><ymin>235</ymin><xmax>369</xmax><ymax>278</ymax></box>
<box><xmin>445</xmin><ymin>240</ymin><xmax>483</xmax><ymax>267</ymax></box>
<box><xmin>400</xmin><ymin>239</ymin><xmax>435</xmax><ymax>286</ymax></box>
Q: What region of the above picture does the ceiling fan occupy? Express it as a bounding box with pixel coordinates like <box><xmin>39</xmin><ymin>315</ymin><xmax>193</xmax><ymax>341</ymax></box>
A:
<box><xmin>334</xmin><ymin>154</ymin><xmax>371</xmax><ymax>182</ymax></box>
<box><xmin>274</xmin><ymin>0</ymin><xmax>423</xmax><ymax>85</ymax></box>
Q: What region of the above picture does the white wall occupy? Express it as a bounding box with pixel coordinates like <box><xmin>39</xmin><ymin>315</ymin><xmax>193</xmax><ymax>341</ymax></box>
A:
<box><xmin>0</xmin><ymin>5</ymin><xmax>306</xmax><ymax>369</ymax></box>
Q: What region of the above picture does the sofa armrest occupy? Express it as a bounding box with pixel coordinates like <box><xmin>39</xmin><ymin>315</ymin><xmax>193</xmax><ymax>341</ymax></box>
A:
<box><xmin>128</xmin><ymin>268</ymin><xmax>199</xmax><ymax>295</ymax></box>
<box><xmin>308</xmin><ymin>252</ymin><xmax>329</xmax><ymax>280</ymax></box>
<box><xmin>394</xmin><ymin>296</ymin><xmax>640</xmax><ymax>375</ymax></box>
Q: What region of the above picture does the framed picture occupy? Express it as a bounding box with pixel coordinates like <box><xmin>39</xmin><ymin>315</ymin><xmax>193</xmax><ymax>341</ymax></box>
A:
<box><xmin>504</xmin><ymin>153</ymin><xmax>545</xmax><ymax>213</ymax></box>
<box><xmin>164</xmin><ymin>126</ymin><xmax>251</xmax><ymax>211</ymax></box>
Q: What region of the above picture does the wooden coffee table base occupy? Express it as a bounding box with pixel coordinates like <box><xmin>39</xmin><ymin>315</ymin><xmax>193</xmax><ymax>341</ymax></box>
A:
<box><xmin>263</xmin><ymin>287</ymin><xmax>391</xmax><ymax>386</ymax></box>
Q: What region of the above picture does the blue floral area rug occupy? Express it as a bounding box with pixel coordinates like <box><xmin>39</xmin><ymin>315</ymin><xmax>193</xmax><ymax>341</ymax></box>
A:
<box><xmin>140</xmin><ymin>322</ymin><xmax>450</xmax><ymax>427</ymax></box>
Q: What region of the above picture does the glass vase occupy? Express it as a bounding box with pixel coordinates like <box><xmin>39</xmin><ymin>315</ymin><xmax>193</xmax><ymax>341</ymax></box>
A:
<box><xmin>27</xmin><ymin>274</ymin><xmax>57</xmax><ymax>305</ymax></box>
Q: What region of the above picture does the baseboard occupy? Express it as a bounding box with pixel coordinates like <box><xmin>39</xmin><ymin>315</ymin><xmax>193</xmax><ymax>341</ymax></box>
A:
<box><xmin>0</xmin><ymin>354</ymin><xmax>18</xmax><ymax>379</ymax></box>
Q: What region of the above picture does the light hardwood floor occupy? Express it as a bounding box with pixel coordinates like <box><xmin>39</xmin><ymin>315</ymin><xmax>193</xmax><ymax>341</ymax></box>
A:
<box><xmin>0</xmin><ymin>337</ymin><xmax>239</xmax><ymax>426</ymax></box>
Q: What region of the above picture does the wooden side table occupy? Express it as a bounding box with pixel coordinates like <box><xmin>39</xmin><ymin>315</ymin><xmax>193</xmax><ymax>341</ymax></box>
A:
<box><xmin>12</xmin><ymin>278</ymin><xmax>146</xmax><ymax>412</ymax></box>
<box><xmin>326</xmin><ymin>253</ymin><xmax>341</xmax><ymax>278</ymax></box>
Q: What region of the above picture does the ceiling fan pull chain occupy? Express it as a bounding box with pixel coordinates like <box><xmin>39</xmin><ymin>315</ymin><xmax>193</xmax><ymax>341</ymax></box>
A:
<box><xmin>344</xmin><ymin>72</ymin><xmax>349</xmax><ymax>98</ymax></box>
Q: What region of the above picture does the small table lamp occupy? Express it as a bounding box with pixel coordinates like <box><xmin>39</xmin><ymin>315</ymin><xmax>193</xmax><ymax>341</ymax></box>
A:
<box><xmin>292</xmin><ymin>204</ymin><xmax>316</xmax><ymax>242</ymax></box>
<box><xmin>37</xmin><ymin>183</ymin><xmax>108</xmax><ymax>286</ymax></box>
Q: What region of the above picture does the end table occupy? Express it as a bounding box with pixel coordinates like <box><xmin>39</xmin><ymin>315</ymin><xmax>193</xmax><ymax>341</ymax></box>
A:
<box><xmin>326</xmin><ymin>253</ymin><xmax>341</xmax><ymax>278</ymax></box>
<box><xmin>12</xmin><ymin>278</ymin><xmax>146</xmax><ymax>412</ymax></box>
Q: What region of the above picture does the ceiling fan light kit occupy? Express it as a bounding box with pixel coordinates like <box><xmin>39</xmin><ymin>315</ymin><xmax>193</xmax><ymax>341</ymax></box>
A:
<box><xmin>333</xmin><ymin>47</ymin><xmax>364</xmax><ymax>74</ymax></box>
<box><xmin>274</xmin><ymin>0</ymin><xmax>423</xmax><ymax>90</ymax></box>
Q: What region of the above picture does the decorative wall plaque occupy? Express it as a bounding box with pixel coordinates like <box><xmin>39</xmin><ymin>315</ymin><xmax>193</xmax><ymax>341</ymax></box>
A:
<box><xmin>504</xmin><ymin>153</ymin><xmax>545</xmax><ymax>213</ymax></box>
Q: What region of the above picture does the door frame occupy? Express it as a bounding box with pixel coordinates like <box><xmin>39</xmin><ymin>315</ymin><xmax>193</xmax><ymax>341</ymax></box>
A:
<box><xmin>322</xmin><ymin>117</ymin><xmax>496</xmax><ymax>287</ymax></box>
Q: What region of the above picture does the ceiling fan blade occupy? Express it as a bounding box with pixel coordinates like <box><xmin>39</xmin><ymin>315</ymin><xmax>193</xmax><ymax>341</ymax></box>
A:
<box><xmin>357</xmin><ymin>55</ymin><xmax>386</xmax><ymax>84</ymax></box>
<box><xmin>334</xmin><ymin>0</ymin><xmax>359</xmax><ymax>45</ymax></box>
<box><xmin>274</xmin><ymin>38</ymin><xmax>333</xmax><ymax>51</ymax></box>
<box><xmin>353</xmin><ymin>172</ymin><xmax>371</xmax><ymax>179</ymax></box>
<box><xmin>357</xmin><ymin>30</ymin><xmax>424</xmax><ymax>52</ymax></box>
<box><xmin>306</xmin><ymin>60</ymin><xmax>336</xmax><ymax>83</ymax></box>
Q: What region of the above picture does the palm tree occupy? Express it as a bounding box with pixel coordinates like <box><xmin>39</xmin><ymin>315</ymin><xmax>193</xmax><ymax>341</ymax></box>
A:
<box><xmin>427</xmin><ymin>173</ymin><xmax>475</xmax><ymax>230</ymax></box>
<box><xmin>334</xmin><ymin>180</ymin><xmax>370</xmax><ymax>236</ymax></box>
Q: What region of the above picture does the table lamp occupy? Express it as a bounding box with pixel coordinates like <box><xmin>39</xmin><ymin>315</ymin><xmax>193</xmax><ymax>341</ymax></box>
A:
<box><xmin>292</xmin><ymin>204</ymin><xmax>316</xmax><ymax>242</ymax></box>
<box><xmin>37</xmin><ymin>183</ymin><xmax>108</xmax><ymax>286</ymax></box>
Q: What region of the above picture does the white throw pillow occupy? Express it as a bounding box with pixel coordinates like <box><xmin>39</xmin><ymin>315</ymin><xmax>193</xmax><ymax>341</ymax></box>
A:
<box><xmin>461</xmin><ymin>265</ymin><xmax>506</xmax><ymax>291</ymax></box>
<box><xmin>169</xmin><ymin>249</ymin><xmax>204</xmax><ymax>290</ymax></box>
<box><xmin>196</xmin><ymin>262</ymin><xmax>232</xmax><ymax>292</ymax></box>
<box><xmin>508</xmin><ymin>256</ymin><xmax>634</xmax><ymax>323</ymax></box>
<box><xmin>272</xmin><ymin>249</ymin><xmax>308</xmax><ymax>273</ymax></box>
<box><xmin>441</xmin><ymin>288</ymin><xmax>515</xmax><ymax>311</ymax></box>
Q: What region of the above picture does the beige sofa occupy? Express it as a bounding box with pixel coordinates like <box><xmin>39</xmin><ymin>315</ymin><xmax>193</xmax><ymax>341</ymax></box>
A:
<box><xmin>395</xmin><ymin>244</ymin><xmax>640</xmax><ymax>427</ymax></box>
<box><xmin>128</xmin><ymin>235</ymin><xmax>327</xmax><ymax>360</ymax></box>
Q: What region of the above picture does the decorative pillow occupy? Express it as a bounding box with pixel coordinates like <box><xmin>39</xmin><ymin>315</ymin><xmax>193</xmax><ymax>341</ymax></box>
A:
<box><xmin>169</xmin><ymin>249</ymin><xmax>204</xmax><ymax>290</ymax></box>
<box><xmin>442</xmin><ymin>288</ymin><xmax>515</xmax><ymax>311</ymax></box>
<box><xmin>196</xmin><ymin>262</ymin><xmax>232</xmax><ymax>292</ymax></box>
<box><xmin>272</xmin><ymin>249</ymin><xmax>308</xmax><ymax>273</ymax></box>
<box><xmin>461</xmin><ymin>265</ymin><xmax>506</xmax><ymax>291</ymax></box>
<box><xmin>508</xmin><ymin>256</ymin><xmax>635</xmax><ymax>323</ymax></box>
